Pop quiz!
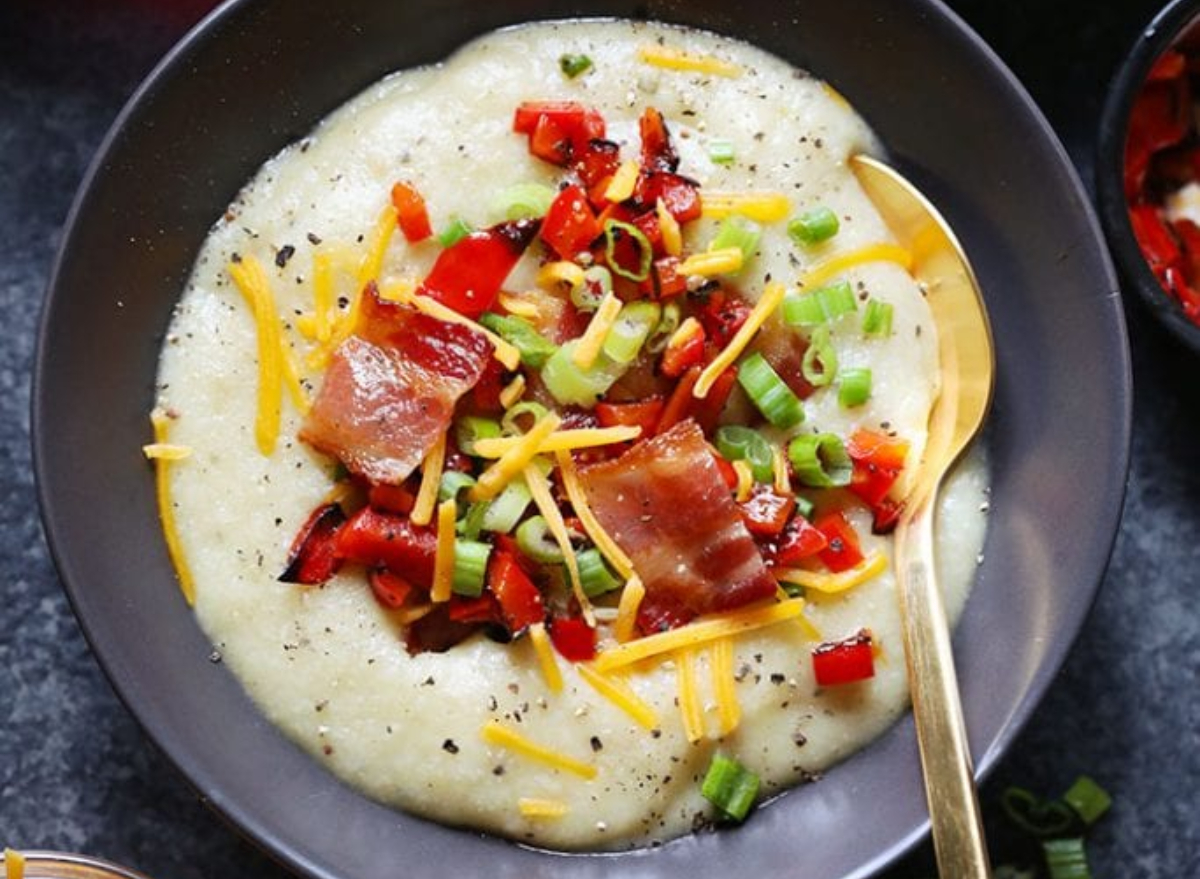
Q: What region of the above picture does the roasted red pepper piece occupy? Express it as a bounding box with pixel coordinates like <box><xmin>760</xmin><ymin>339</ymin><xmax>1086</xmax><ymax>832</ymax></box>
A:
<box><xmin>541</xmin><ymin>184</ymin><xmax>602</xmax><ymax>260</ymax></box>
<box><xmin>595</xmin><ymin>397</ymin><xmax>666</xmax><ymax>436</ymax></box>
<box><xmin>368</xmin><ymin>568</ymin><xmax>414</xmax><ymax>609</ymax></box>
<box><xmin>698</xmin><ymin>290</ymin><xmax>753</xmax><ymax>347</ymax></box>
<box><xmin>448</xmin><ymin>593</ymin><xmax>502</xmax><ymax>625</ymax></box>
<box><xmin>548</xmin><ymin>616</ymin><xmax>597</xmax><ymax>662</ymax></box>
<box><xmin>1125</xmin><ymin>78</ymin><xmax>1190</xmax><ymax>198</ymax></box>
<box><xmin>513</xmin><ymin>101</ymin><xmax>606</xmax><ymax>166</ymax></box>
<box><xmin>688</xmin><ymin>364</ymin><xmax>738</xmax><ymax>435</ymax></box>
<box><xmin>279</xmin><ymin>503</ymin><xmax>347</xmax><ymax>584</ymax></box>
<box><xmin>812</xmin><ymin>629</ymin><xmax>875</xmax><ymax>686</ymax></box>
<box><xmin>659</xmin><ymin>322</ymin><xmax>706</xmax><ymax>378</ymax></box>
<box><xmin>576</xmin><ymin>139</ymin><xmax>622</xmax><ymax>204</ymax></box>
<box><xmin>638</xmin><ymin>106</ymin><xmax>680</xmax><ymax>173</ymax></box>
<box><xmin>487</xmin><ymin>549</ymin><xmax>545</xmax><ymax>633</ymax></box>
<box><xmin>1147</xmin><ymin>49</ymin><xmax>1187</xmax><ymax>83</ymax></box>
<box><xmin>769</xmin><ymin>515</ymin><xmax>829</xmax><ymax>566</ymax></box>
<box><xmin>1129</xmin><ymin>204</ymin><xmax>1183</xmax><ymax>281</ymax></box>
<box><xmin>655</xmin><ymin>365</ymin><xmax>701</xmax><ymax>434</ymax></box>
<box><xmin>640</xmin><ymin>255</ymin><xmax>688</xmax><ymax>299</ymax></box>
<box><xmin>712</xmin><ymin>451</ymin><xmax>739</xmax><ymax>493</ymax></box>
<box><xmin>846</xmin><ymin>428</ymin><xmax>909</xmax><ymax>508</ymax></box>
<box><xmin>335</xmin><ymin>507</ymin><xmax>437</xmax><ymax>588</ymax></box>
<box><xmin>368</xmin><ymin>481</ymin><xmax>417</xmax><ymax>515</ymax></box>
<box><xmin>813</xmin><ymin>510</ymin><xmax>865</xmax><ymax>573</ymax></box>
<box><xmin>390</xmin><ymin>180</ymin><xmax>433</xmax><ymax>243</ymax></box>
<box><xmin>738</xmin><ymin>484</ymin><xmax>797</xmax><ymax>538</ymax></box>
<box><xmin>635</xmin><ymin>172</ymin><xmax>702</xmax><ymax>222</ymax></box>
<box><xmin>417</xmin><ymin>219</ymin><xmax>540</xmax><ymax>318</ymax></box>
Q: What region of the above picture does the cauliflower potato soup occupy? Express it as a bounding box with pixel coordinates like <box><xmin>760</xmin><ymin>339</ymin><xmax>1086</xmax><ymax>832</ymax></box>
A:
<box><xmin>150</xmin><ymin>19</ymin><xmax>988</xmax><ymax>850</ymax></box>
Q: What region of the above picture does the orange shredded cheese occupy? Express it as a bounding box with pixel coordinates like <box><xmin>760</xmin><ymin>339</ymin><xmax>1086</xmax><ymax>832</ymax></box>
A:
<box><xmin>499</xmin><ymin>373</ymin><xmax>527</xmax><ymax>410</ymax></box>
<box><xmin>356</xmin><ymin>203</ymin><xmax>398</xmax><ymax>288</ymax></box>
<box><xmin>772</xmin><ymin>444</ymin><xmax>792</xmax><ymax>495</ymax></box>
<box><xmin>593</xmin><ymin>598</ymin><xmax>806</xmax><ymax>672</ymax></box>
<box><xmin>471</xmin><ymin>413</ymin><xmax>562</xmax><ymax>501</ymax></box>
<box><xmin>675</xmin><ymin>648</ymin><xmax>706</xmax><ymax>743</ymax></box>
<box><xmin>471</xmin><ymin>425</ymin><xmax>640</xmax><ymax>459</ymax></box>
<box><xmin>523</xmin><ymin>462</ymin><xmax>593</xmax><ymax>624</ymax></box>
<box><xmin>612</xmin><ymin>574</ymin><xmax>645</xmax><ymax>644</ymax></box>
<box><xmin>694</xmin><ymin>280</ymin><xmax>786</xmax><ymax>398</ymax></box>
<box><xmin>312</xmin><ymin>250</ymin><xmax>335</xmax><ymax>343</ymax></box>
<box><xmin>711</xmin><ymin>637</ymin><xmax>741</xmax><ymax>736</ymax></box>
<box><xmin>604</xmin><ymin>159</ymin><xmax>641</xmax><ymax>202</ymax></box>
<box><xmin>430</xmin><ymin>498</ymin><xmax>457</xmax><ymax>603</ymax></box>
<box><xmin>555</xmin><ymin>450</ymin><xmax>634</xmax><ymax>579</ymax></box>
<box><xmin>497</xmin><ymin>290</ymin><xmax>541</xmax><ymax>318</ymax></box>
<box><xmin>481</xmin><ymin>720</ymin><xmax>597</xmax><ymax>779</ymax></box>
<box><xmin>775</xmin><ymin>550</ymin><xmax>888</xmax><ymax>595</ymax></box>
<box><xmin>637</xmin><ymin>44</ymin><xmax>742</xmax><ymax>77</ymax></box>
<box><xmin>731</xmin><ymin>460</ymin><xmax>754</xmax><ymax>502</ymax></box>
<box><xmin>799</xmin><ymin>242</ymin><xmax>914</xmax><ymax>291</ymax></box>
<box><xmin>701</xmin><ymin>191</ymin><xmax>790</xmax><ymax>222</ymax></box>
<box><xmin>572</xmin><ymin>290</ymin><xmax>623</xmax><ymax>369</ymax></box>
<box><xmin>518</xmin><ymin>797</ymin><xmax>570</xmax><ymax>818</ymax></box>
<box><xmin>536</xmin><ymin>260</ymin><xmax>586</xmax><ymax>291</ymax></box>
<box><xmin>678</xmin><ymin>247</ymin><xmax>743</xmax><ymax>277</ymax></box>
<box><xmin>228</xmin><ymin>255</ymin><xmax>284</xmax><ymax>455</ymax></box>
<box><xmin>577</xmin><ymin>663</ymin><xmax>659</xmax><ymax>730</ymax></box>
<box><xmin>398</xmin><ymin>291</ymin><xmax>521</xmax><ymax>371</ymax></box>
<box><xmin>141</xmin><ymin>442</ymin><xmax>192</xmax><ymax>461</ymax></box>
<box><xmin>529</xmin><ymin>622</ymin><xmax>564</xmax><ymax>693</ymax></box>
<box><xmin>656</xmin><ymin>198</ymin><xmax>683</xmax><ymax>257</ymax></box>
<box><xmin>410</xmin><ymin>433</ymin><xmax>447</xmax><ymax>527</ymax></box>
<box><xmin>150</xmin><ymin>408</ymin><xmax>196</xmax><ymax>606</ymax></box>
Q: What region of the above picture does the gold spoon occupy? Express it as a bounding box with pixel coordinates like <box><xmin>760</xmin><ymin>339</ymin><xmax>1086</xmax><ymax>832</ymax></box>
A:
<box><xmin>851</xmin><ymin>154</ymin><xmax>996</xmax><ymax>879</ymax></box>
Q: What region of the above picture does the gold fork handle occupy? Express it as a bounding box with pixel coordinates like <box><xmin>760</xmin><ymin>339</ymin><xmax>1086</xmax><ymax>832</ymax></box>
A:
<box><xmin>896</xmin><ymin>493</ymin><xmax>992</xmax><ymax>879</ymax></box>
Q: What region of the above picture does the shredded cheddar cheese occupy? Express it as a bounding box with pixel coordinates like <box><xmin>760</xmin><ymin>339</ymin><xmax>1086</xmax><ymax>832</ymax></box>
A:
<box><xmin>772</xmin><ymin>444</ymin><xmax>792</xmax><ymax>495</ymax></box>
<box><xmin>431</xmin><ymin>498</ymin><xmax>457</xmax><ymax>603</ymax></box>
<box><xmin>593</xmin><ymin>598</ymin><xmax>806</xmax><ymax>672</ymax></box>
<box><xmin>604</xmin><ymin>159</ymin><xmax>641</xmax><ymax>202</ymax></box>
<box><xmin>537</xmin><ymin>260</ymin><xmax>585</xmax><ymax>291</ymax></box>
<box><xmin>410</xmin><ymin>433</ymin><xmax>447</xmax><ymax>527</ymax></box>
<box><xmin>675</xmin><ymin>648</ymin><xmax>706</xmax><ymax>743</ymax></box>
<box><xmin>149</xmin><ymin>408</ymin><xmax>196</xmax><ymax>606</ymax></box>
<box><xmin>577</xmin><ymin>663</ymin><xmax>659</xmax><ymax>730</ymax></box>
<box><xmin>529</xmin><ymin>622</ymin><xmax>564</xmax><ymax>693</ymax></box>
<box><xmin>637</xmin><ymin>44</ymin><xmax>742</xmax><ymax>77</ymax></box>
<box><xmin>312</xmin><ymin>249</ymin><xmax>335</xmax><ymax>343</ymax></box>
<box><xmin>701</xmin><ymin>191</ymin><xmax>790</xmax><ymax>222</ymax></box>
<box><xmin>731</xmin><ymin>460</ymin><xmax>754</xmax><ymax>502</ymax></box>
<box><xmin>694</xmin><ymin>280</ymin><xmax>786</xmax><ymax>398</ymax></box>
<box><xmin>395</xmin><ymin>603</ymin><xmax>436</xmax><ymax>625</ymax></box>
<box><xmin>799</xmin><ymin>242</ymin><xmax>914</xmax><ymax>291</ymax></box>
<box><xmin>711</xmin><ymin>637</ymin><xmax>741</xmax><ymax>736</ymax></box>
<box><xmin>518</xmin><ymin>797</ymin><xmax>570</xmax><ymax>818</ymax></box>
<box><xmin>228</xmin><ymin>255</ymin><xmax>284</xmax><ymax>455</ymax></box>
<box><xmin>499</xmin><ymin>373</ymin><xmax>527</xmax><ymax>410</ymax></box>
<box><xmin>497</xmin><ymin>290</ymin><xmax>541</xmax><ymax>318</ymax></box>
<box><xmin>572</xmin><ymin>290</ymin><xmax>623</xmax><ymax>369</ymax></box>
<box><xmin>666</xmin><ymin>316</ymin><xmax>703</xmax><ymax>352</ymax></box>
<box><xmin>470</xmin><ymin>413</ymin><xmax>562</xmax><ymax>500</ymax></box>
<box><xmin>472</xmin><ymin>425</ymin><xmax>640</xmax><ymax>459</ymax></box>
<box><xmin>678</xmin><ymin>247</ymin><xmax>743</xmax><ymax>277</ymax></box>
<box><xmin>775</xmin><ymin>550</ymin><xmax>888</xmax><ymax>595</ymax></box>
<box><xmin>481</xmin><ymin>720</ymin><xmax>597</xmax><ymax>779</ymax></box>
<box><xmin>612</xmin><ymin>574</ymin><xmax>646</xmax><ymax>644</ymax></box>
<box><xmin>357</xmin><ymin>203</ymin><xmax>399</xmax><ymax>289</ymax></box>
<box><xmin>555</xmin><ymin>449</ymin><xmax>635</xmax><ymax>579</ymax></box>
<box><xmin>523</xmin><ymin>462</ymin><xmax>593</xmax><ymax>624</ymax></box>
<box><xmin>141</xmin><ymin>442</ymin><xmax>192</xmax><ymax>461</ymax></box>
<box><xmin>656</xmin><ymin>198</ymin><xmax>683</xmax><ymax>257</ymax></box>
<box><xmin>399</xmin><ymin>291</ymin><xmax>521</xmax><ymax>371</ymax></box>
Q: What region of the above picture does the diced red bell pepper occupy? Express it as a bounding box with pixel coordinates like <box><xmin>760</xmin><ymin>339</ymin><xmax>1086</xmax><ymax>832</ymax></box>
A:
<box><xmin>846</xmin><ymin>429</ymin><xmax>909</xmax><ymax>508</ymax></box>
<box><xmin>448</xmin><ymin>593</ymin><xmax>502</xmax><ymax>625</ymax></box>
<box><xmin>1147</xmin><ymin>49</ymin><xmax>1187</xmax><ymax>83</ymax></box>
<box><xmin>541</xmin><ymin>184</ymin><xmax>602</xmax><ymax>260</ymax></box>
<box><xmin>390</xmin><ymin>180</ymin><xmax>433</xmax><ymax>243</ymax></box>
<box><xmin>812</xmin><ymin>629</ymin><xmax>875</xmax><ymax>686</ymax></box>
<box><xmin>640</xmin><ymin>255</ymin><xmax>689</xmax><ymax>299</ymax></box>
<box><xmin>575</xmin><ymin>139</ymin><xmax>622</xmax><ymax>205</ymax></box>
<box><xmin>368</xmin><ymin>481</ymin><xmax>417</xmax><ymax>515</ymax></box>
<box><xmin>487</xmin><ymin>549</ymin><xmax>545</xmax><ymax>633</ymax></box>
<box><xmin>712</xmin><ymin>452</ymin><xmax>739</xmax><ymax>492</ymax></box>
<box><xmin>870</xmin><ymin>497</ymin><xmax>904</xmax><ymax>535</ymax></box>
<box><xmin>739</xmin><ymin>484</ymin><xmax>797</xmax><ymax>538</ymax></box>
<box><xmin>595</xmin><ymin>397</ymin><xmax>666</xmax><ymax>436</ymax></box>
<box><xmin>279</xmin><ymin>503</ymin><xmax>347</xmax><ymax>584</ymax></box>
<box><xmin>513</xmin><ymin>101</ymin><xmax>606</xmax><ymax>166</ymax></box>
<box><xmin>548</xmin><ymin>616</ymin><xmax>597</xmax><ymax>662</ymax></box>
<box><xmin>635</xmin><ymin>172</ymin><xmax>702</xmax><ymax>222</ymax></box>
<box><xmin>688</xmin><ymin>364</ymin><xmax>738</xmax><ymax>435</ymax></box>
<box><xmin>1129</xmin><ymin>204</ymin><xmax>1182</xmax><ymax>281</ymax></box>
<box><xmin>770</xmin><ymin>514</ymin><xmax>829</xmax><ymax>567</ymax></box>
<box><xmin>655</xmin><ymin>365</ymin><xmax>701</xmax><ymax>434</ymax></box>
<box><xmin>638</xmin><ymin>106</ymin><xmax>679</xmax><ymax>173</ymax></box>
<box><xmin>1126</xmin><ymin>80</ymin><xmax>1191</xmax><ymax>198</ymax></box>
<box><xmin>471</xmin><ymin>355</ymin><xmax>508</xmax><ymax>414</ymax></box>
<box><xmin>813</xmin><ymin>510</ymin><xmax>865</xmax><ymax>573</ymax></box>
<box><xmin>335</xmin><ymin>507</ymin><xmax>437</xmax><ymax>588</ymax></box>
<box><xmin>1173</xmin><ymin>216</ymin><xmax>1200</xmax><ymax>281</ymax></box>
<box><xmin>698</xmin><ymin>290</ymin><xmax>753</xmax><ymax>347</ymax></box>
<box><xmin>659</xmin><ymin>322</ymin><xmax>706</xmax><ymax>378</ymax></box>
<box><xmin>368</xmin><ymin>568</ymin><xmax>414</xmax><ymax>609</ymax></box>
<box><xmin>417</xmin><ymin>219</ymin><xmax>540</xmax><ymax>318</ymax></box>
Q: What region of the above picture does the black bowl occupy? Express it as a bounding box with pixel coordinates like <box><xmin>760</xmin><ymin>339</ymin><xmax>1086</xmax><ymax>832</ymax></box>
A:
<box><xmin>34</xmin><ymin>1</ymin><xmax>1130</xmax><ymax>878</ymax></box>
<box><xmin>1098</xmin><ymin>0</ymin><xmax>1200</xmax><ymax>354</ymax></box>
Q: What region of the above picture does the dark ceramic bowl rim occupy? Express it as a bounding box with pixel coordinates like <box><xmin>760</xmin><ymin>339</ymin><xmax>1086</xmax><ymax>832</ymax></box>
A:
<box><xmin>33</xmin><ymin>1</ymin><xmax>1130</xmax><ymax>878</ymax></box>
<box><xmin>1097</xmin><ymin>0</ymin><xmax>1200</xmax><ymax>353</ymax></box>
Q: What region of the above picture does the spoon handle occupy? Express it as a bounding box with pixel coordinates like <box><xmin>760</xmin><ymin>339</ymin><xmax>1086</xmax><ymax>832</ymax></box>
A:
<box><xmin>896</xmin><ymin>489</ymin><xmax>992</xmax><ymax>879</ymax></box>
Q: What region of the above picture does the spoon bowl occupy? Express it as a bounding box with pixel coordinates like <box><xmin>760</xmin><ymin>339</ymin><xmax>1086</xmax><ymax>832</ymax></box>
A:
<box><xmin>851</xmin><ymin>154</ymin><xmax>996</xmax><ymax>878</ymax></box>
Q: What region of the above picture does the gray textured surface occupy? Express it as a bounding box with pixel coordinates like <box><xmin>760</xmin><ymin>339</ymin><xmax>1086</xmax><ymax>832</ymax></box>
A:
<box><xmin>1</xmin><ymin>1</ymin><xmax>1196</xmax><ymax>877</ymax></box>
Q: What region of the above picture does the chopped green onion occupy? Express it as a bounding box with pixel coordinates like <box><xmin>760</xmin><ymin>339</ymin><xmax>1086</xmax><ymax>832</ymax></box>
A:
<box><xmin>700</xmin><ymin>754</ymin><xmax>760</xmax><ymax>822</ymax></box>
<box><xmin>559</xmin><ymin>53</ymin><xmax>593</xmax><ymax>78</ymax></box>
<box><xmin>515</xmin><ymin>515</ymin><xmax>565</xmax><ymax>563</ymax></box>
<box><xmin>603</xmin><ymin>301</ymin><xmax>661</xmax><ymax>364</ymax></box>
<box><xmin>708</xmin><ymin>138</ymin><xmax>736</xmax><ymax>165</ymax></box>
<box><xmin>438</xmin><ymin>471</ymin><xmax>477</xmax><ymax>505</ymax></box>
<box><xmin>801</xmin><ymin>325</ymin><xmax>838</xmax><ymax>387</ymax></box>
<box><xmin>837</xmin><ymin>367</ymin><xmax>872</xmax><ymax>408</ymax></box>
<box><xmin>782</xmin><ymin>281</ymin><xmax>857</xmax><ymax>327</ymax></box>
<box><xmin>715</xmin><ymin>425</ymin><xmax>774</xmax><ymax>483</ymax></box>
<box><xmin>479</xmin><ymin>313</ymin><xmax>559</xmax><ymax>369</ymax></box>
<box><xmin>492</xmin><ymin>182</ymin><xmax>556</xmax><ymax>222</ymax></box>
<box><xmin>457</xmin><ymin>501</ymin><xmax>490</xmax><ymax>540</ymax></box>
<box><xmin>862</xmin><ymin>298</ymin><xmax>894</xmax><ymax>336</ymax></box>
<box><xmin>451</xmin><ymin>539</ymin><xmax>492</xmax><ymax>596</ymax></box>
<box><xmin>577</xmin><ymin>548</ymin><xmax>622</xmax><ymax>597</ymax></box>
<box><xmin>788</xmin><ymin>205</ymin><xmax>840</xmax><ymax>245</ymax></box>
<box><xmin>645</xmin><ymin>301</ymin><xmax>681</xmax><ymax>353</ymax></box>
<box><xmin>480</xmin><ymin>478</ymin><xmax>532</xmax><ymax>534</ymax></box>
<box><xmin>709</xmin><ymin>215</ymin><xmax>761</xmax><ymax>273</ymax></box>
<box><xmin>456</xmin><ymin>416</ymin><xmax>501</xmax><ymax>456</ymax></box>
<box><xmin>1062</xmin><ymin>776</ymin><xmax>1111</xmax><ymax>827</ymax></box>
<box><xmin>1000</xmin><ymin>787</ymin><xmax>1078</xmax><ymax>838</ymax></box>
<box><xmin>438</xmin><ymin>215</ymin><xmax>473</xmax><ymax>248</ymax></box>
<box><xmin>737</xmin><ymin>352</ymin><xmax>804</xmax><ymax>428</ymax></box>
<box><xmin>574</xmin><ymin>265</ymin><xmax>611</xmax><ymax>312</ymax></box>
<box><xmin>787</xmin><ymin>433</ymin><xmax>852</xmax><ymax>488</ymax></box>
<box><xmin>1043</xmin><ymin>838</ymin><xmax>1091</xmax><ymax>879</ymax></box>
<box><xmin>604</xmin><ymin>219</ymin><xmax>653</xmax><ymax>282</ymax></box>
<box><xmin>540</xmin><ymin>340</ymin><xmax>625</xmax><ymax>407</ymax></box>
<box><xmin>793</xmin><ymin>494</ymin><xmax>815</xmax><ymax>520</ymax></box>
<box><xmin>501</xmin><ymin>400</ymin><xmax>550</xmax><ymax>436</ymax></box>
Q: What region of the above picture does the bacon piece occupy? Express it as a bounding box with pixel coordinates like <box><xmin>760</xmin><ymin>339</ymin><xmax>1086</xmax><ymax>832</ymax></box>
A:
<box><xmin>300</xmin><ymin>288</ymin><xmax>493</xmax><ymax>484</ymax></box>
<box><xmin>577</xmin><ymin>419</ymin><xmax>777</xmax><ymax>632</ymax></box>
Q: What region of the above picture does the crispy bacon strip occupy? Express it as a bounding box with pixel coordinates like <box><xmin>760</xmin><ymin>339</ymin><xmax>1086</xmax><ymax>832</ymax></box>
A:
<box><xmin>577</xmin><ymin>419</ymin><xmax>777</xmax><ymax>632</ymax></box>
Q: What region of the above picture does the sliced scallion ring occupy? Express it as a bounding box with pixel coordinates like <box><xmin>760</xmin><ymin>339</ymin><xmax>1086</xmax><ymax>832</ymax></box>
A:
<box><xmin>438</xmin><ymin>471</ymin><xmax>477</xmax><ymax>505</ymax></box>
<box><xmin>802</xmin><ymin>324</ymin><xmax>838</xmax><ymax>387</ymax></box>
<box><xmin>492</xmin><ymin>182</ymin><xmax>556</xmax><ymax>221</ymax></box>
<box><xmin>480</xmin><ymin>478</ymin><xmax>533</xmax><ymax>534</ymax></box>
<box><xmin>515</xmin><ymin>515</ymin><xmax>565</xmax><ymax>564</ymax></box>
<box><xmin>787</xmin><ymin>433</ymin><xmax>852</xmax><ymax>488</ymax></box>
<box><xmin>737</xmin><ymin>352</ymin><xmax>804</xmax><ymax>428</ymax></box>
<box><xmin>501</xmin><ymin>400</ymin><xmax>550</xmax><ymax>436</ymax></box>
<box><xmin>715</xmin><ymin>425</ymin><xmax>774</xmax><ymax>483</ymax></box>
<box><xmin>456</xmin><ymin>416</ymin><xmax>501</xmax><ymax>456</ymax></box>
<box><xmin>603</xmin><ymin>301</ymin><xmax>661</xmax><ymax>364</ymax></box>
<box><xmin>479</xmin><ymin>313</ymin><xmax>558</xmax><ymax>369</ymax></box>
<box><xmin>837</xmin><ymin>367</ymin><xmax>872</xmax><ymax>408</ymax></box>
<box><xmin>451</xmin><ymin>539</ymin><xmax>492</xmax><ymax>596</ymax></box>
<box><xmin>577</xmin><ymin>547</ymin><xmax>622</xmax><ymax>597</ymax></box>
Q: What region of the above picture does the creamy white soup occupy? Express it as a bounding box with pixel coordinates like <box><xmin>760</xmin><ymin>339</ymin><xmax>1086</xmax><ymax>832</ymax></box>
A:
<box><xmin>152</xmin><ymin>19</ymin><xmax>988</xmax><ymax>850</ymax></box>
